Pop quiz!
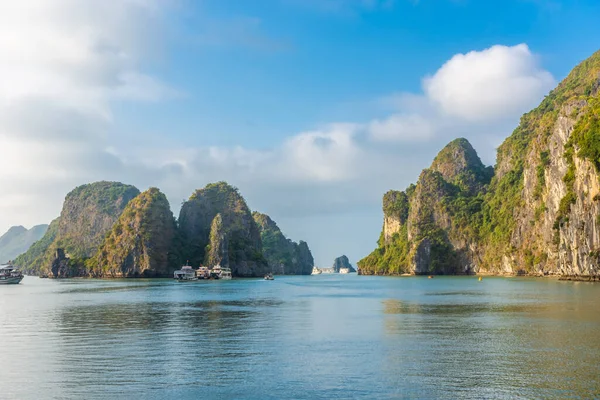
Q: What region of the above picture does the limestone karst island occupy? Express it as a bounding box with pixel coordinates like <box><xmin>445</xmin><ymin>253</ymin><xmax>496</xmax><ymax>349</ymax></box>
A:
<box><xmin>11</xmin><ymin>181</ymin><xmax>316</xmax><ymax>279</ymax></box>
<box><xmin>3</xmin><ymin>50</ymin><xmax>600</xmax><ymax>281</ymax></box>
<box><xmin>359</xmin><ymin>50</ymin><xmax>600</xmax><ymax>279</ymax></box>
<box><xmin>2</xmin><ymin>2</ymin><xmax>600</xmax><ymax>398</ymax></box>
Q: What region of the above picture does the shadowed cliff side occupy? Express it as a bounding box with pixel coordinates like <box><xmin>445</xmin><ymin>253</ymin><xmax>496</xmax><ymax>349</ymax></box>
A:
<box><xmin>90</xmin><ymin>188</ymin><xmax>178</xmax><ymax>277</ymax></box>
<box><xmin>253</xmin><ymin>212</ymin><xmax>314</xmax><ymax>275</ymax></box>
<box><xmin>179</xmin><ymin>182</ymin><xmax>268</xmax><ymax>277</ymax></box>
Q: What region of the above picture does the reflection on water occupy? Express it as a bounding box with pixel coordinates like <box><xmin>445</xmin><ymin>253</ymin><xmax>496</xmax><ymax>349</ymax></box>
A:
<box><xmin>1</xmin><ymin>276</ymin><xmax>600</xmax><ymax>399</ymax></box>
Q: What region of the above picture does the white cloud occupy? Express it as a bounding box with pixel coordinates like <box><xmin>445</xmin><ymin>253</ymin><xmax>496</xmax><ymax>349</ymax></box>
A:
<box><xmin>280</xmin><ymin>124</ymin><xmax>362</xmax><ymax>182</ymax></box>
<box><xmin>365</xmin><ymin>44</ymin><xmax>555</xmax><ymax>166</ymax></box>
<box><xmin>369</xmin><ymin>114</ymin><xmax>435</xmax><ymax>142</ymax></box>
<box><xmin>0</xmin><ymin>0</ymin><xmax>176</xmax><ymax>231</ymax></box>
<box><xmin>0</xmin><ymin>0</ymin><xmax>173</xmax><ymax>113</ymax></box>
<box><xmin>423</xmin><ymin>44</ymin><xmax>555</xmax><ymax>121</ymax></box>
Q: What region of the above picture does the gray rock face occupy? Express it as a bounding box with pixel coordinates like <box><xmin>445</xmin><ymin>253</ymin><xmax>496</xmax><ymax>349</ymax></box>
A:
<box><xmin>332</xmin><ymin>255</ymin><xmax>355</xmax><ymax>273</ymax></box>
<box><xmin>492</xmin><ymin>105</ymin><xmax>600</xmax><ymax>276</ymax></box>
<box><xmin>411</xmin><ymin>239</ymin><xmax>431</xmax><ymax>275</ymax></box>
<box><xmin>51</xmin><ymin>248</ymin><xmax>80</xmax><ymax>278</ymax></box>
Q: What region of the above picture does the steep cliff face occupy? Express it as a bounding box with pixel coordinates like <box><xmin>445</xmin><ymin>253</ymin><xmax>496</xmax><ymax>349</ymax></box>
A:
<box><xmin>179</xmin><ymin>182</ymin><xmax>268</xmax><ymax>277</ymax></box>
<box><xmin>0</xmin><ymin>224</ymin><xmax>48</xmax><ymax>263</ymax></box>
<box><xmin>253</xmin><ymin>212</ymin><xmax>314</xmax><ymax>275</ymax></box>
<box><xmin>16</xmin><ymin>181</ymin><xmax>140</xmax><ymax>277</ymax></box>
<box><xmin>90</xmin><ymin>188</ymin><xmax>178</xmax><ymax>277</ymax></box>
<box><xmin>479</xmin><ymin>50</ymin><xmax>600</xmax><ymax>275</ymax></box>
<box><xmin>332</xmin><ymin>255</ymin><xmax>356</xmax><ymax>273</ymax></box>
<box><xmin>359</xmin><ymin>49</ymin><xmax>600</xmax><ymax>276</ymax></box>
<box><xmin>359</xmin><ymin>138</ymin><xmax>490</xmax><ymax>275</ymax></box>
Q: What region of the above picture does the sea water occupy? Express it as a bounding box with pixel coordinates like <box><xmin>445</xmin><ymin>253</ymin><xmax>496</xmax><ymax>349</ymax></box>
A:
<box><xmin>1</xmin><ymin>275</ymin><xmax>599</xmax><ymax>399</ymax></box>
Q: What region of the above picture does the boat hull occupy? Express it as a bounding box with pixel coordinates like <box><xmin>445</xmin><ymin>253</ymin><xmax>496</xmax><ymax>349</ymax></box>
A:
<box><xmin>175</xmin><ymin>278</ymin><xmax>198</xmax><ymax>282</ymax></box>
<box><xmin>0</xmin><ymin>276</ymin><xmax>24</xmax><ymax>284</ymax></box>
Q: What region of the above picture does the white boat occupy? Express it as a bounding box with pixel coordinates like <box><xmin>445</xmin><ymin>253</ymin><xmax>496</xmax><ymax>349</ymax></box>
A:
<box><xmin>264</xmin><ymin>272</ymin><xmax>274</xmax><ymax>280</ymax></box>
<box><xmin>174</xmin><ymin>265</ymin><xmax>197</xmax><ymax>281</ymax></box>
<box><xmin>220</xmin><ymin>268</ymin><xmax>232</xmax><ymax>280</ymax></box>
<box><xmin>196</xmin><ymin>266</ymin><xmax>210</xmax><ymax>279</ymax></box>
<box><xmin>210</xmin><ymin>265</ymin><xmax>222</xmax><ymax>279</ymax></box>
<box><xmin>311</xmin><ymin>267</ymin><xmax>322</xmax><ymax>275</ymax></box>
<box><xmin>339</xmin><ymin>268</ymin><xmax>350</xmax><ymax>274</ymax></box>
<box><xmin>0</xmin><ymin>265</ymin><xmax>24</xmax><ymax>285</ymax></box>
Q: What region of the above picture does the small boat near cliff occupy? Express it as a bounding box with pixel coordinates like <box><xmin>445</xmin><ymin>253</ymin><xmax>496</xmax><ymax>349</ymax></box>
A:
<box><xmin>210</xmin><ymin>265</ymin><xmax>222</xmax><ymax>279</ymax></box>
<box><xmin>174</xmin><ymin>265</ymin><xmax>197</xmax><ymax>281</ymax></box>
<box><xmin>339</xmin><ymin>268</ymin><xmax>350</xmax><ymax>274</ymax></box>
<box><xmin>220</xmin><ymin>267</ymin><xmax>232</xmax><ymax>280</ymax></box>
<box><xmin>311</xmin><ymin>267</ymin><xmax>322</xmax><ymax>275</ymax></box>
<box><xmin>0</xmin><ymin>265</ymin><xmax>24</xmax><ymax>285</ymax></box>
<box><xmin>196</xmin><ymin>266</ymin><xmax>210</xmax><ymax>279</ymax></box>
<box><xmin>264</xmin><ymin>272</ymin><xmax>274</xmax><ymax>280</ymax></box>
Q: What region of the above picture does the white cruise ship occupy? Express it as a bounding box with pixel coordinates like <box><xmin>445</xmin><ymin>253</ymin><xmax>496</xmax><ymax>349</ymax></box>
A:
<box><xmin>0</xmin><ymin>265</ymin><xmax>24</xmax><ymax>284</ymax></box>
<box><xmin>174</xmin><ymin>265</ymin><xmax>197</xmax><ymax>281</ymax></box>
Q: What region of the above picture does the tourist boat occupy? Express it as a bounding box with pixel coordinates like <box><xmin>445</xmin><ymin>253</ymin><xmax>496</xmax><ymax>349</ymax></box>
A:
<box><xmin>264</xmin><ymin>272</ymin><xmax>274</xmax><ymax>280</ymax></box>
<box><xmin>0</xmin><ymin>265</ymin><xmax>24</xmax><ymax>285</ymax></box>
<box><xmin>311</xmin><ymin>267</ymin><xmax>322</xmax><ymax>275</ymax></box>
<box><xmin>339</xmin><ymin>268</ymin><xmax>350</xmax><ymax>274</ymax></box>
<box><xmin>174</xmin><ymin>265</ymin><xmax>197</xmax><ymax>281</ymax></box>
<box><xmin>196</xmin><ymin>266</ymin><xmax>210</xmax><ymax>279</ymax></box>
<box><xmin>210</xmin><ymin>265</ymin><xmax>222</xmax><ymax>279</ymax></box>
<box><xmin>220</xmin><ymin>267</ymin><xmax>232</xmax><ymax>280</ymax></box>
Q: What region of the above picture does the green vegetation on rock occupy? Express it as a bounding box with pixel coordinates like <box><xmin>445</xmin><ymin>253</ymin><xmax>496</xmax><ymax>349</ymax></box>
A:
<box><xmin>14</xmin><ymin>219</ymin><xmax>59</xmax><ymax>275</ymax></box>
<box><xmin>253</xmin><ymin>212</ymin><xmax>314</xmax><ymax>275</ymax></box>
<box><xmin>15</xmin><ymin>181</ymin><xmax>140</xmax><ymax>277</ymax></box>
<box><xmin>90</xmin><ymin>188</ymin><xmax>178</xmax><ymax>277</ymax></box>
<box><xmin>360</xmin><ymin>49</ymin><xmax>600</xmax><ymax>276</ymax></box>
<box><xmin>359</xmin><ymin>139</ymin><xmax>495</xmax><ymax>275</ymax></box>
<box><xmin>179</xmin><ymin>182</ymin><xmax>268</xmax><ymax>277</ymax></box>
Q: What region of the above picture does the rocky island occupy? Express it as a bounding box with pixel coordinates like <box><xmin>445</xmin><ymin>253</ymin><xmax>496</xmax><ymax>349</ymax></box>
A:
<box><xmin>332</xmin><ymin>255</ymin><xmax>356</xmax><ymax>273</ymax></box>
<box><xmin>15</xmin><ymin>181</ymin><xmax>310</xmax><ymax>278</ymax></box>
<box><xmin>359</xmin><ymin>49</ymin><xmax>600</xmax><ymax>276</ymax></box>
<box><xmin>16</xmin><ymin>182</ymin><xmax>140</xmax><ymax>278</ymax></box>
<box><xmin>178</xmin><ymin>182</ymin><xmax>268</xmax><ymax>277</ymax></box>
<box><xmin>253</xmin><ymin>212</ymin><xmax>314</xmax><ymax>275</ymax></box>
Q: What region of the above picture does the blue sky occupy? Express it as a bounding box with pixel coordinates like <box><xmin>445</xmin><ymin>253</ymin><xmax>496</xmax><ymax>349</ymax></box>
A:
<box><xmin>1</xmin><ymin>0</ymin><xmax>599</xmax><ymax>267</ymax></box>
<box><xmin>120</xmin><ymin>0</ymin><xmax>600</xmax><ymax>148</ymax></box>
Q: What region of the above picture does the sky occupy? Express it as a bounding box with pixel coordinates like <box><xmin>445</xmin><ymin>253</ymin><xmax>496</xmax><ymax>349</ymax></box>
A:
<box><xmin>0</xmin><ymin>0</ymin><xmax>599</xmax><ymax>267</ymax></box>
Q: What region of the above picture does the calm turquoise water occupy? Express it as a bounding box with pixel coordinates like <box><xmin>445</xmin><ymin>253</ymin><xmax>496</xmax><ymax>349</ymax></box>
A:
<box><xmin>1</xmin><ymin>275</ymin><xmax>600</xmax><ymax>399</ymax></box>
